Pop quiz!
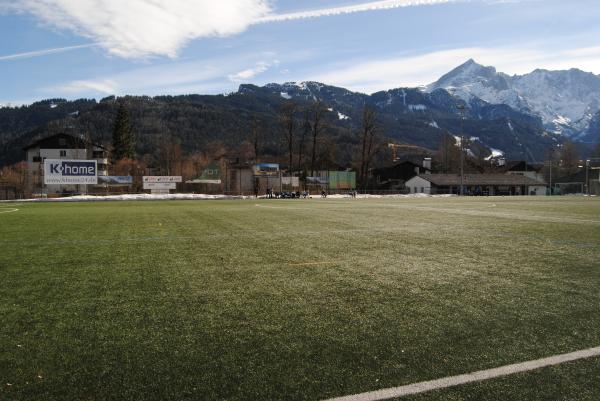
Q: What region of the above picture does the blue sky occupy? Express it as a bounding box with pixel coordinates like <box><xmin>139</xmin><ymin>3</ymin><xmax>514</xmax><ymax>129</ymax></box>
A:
<box><xmin>1</xmin><ymin>0</ymin><xmax>600</xmax><ymax>105</ymax></box>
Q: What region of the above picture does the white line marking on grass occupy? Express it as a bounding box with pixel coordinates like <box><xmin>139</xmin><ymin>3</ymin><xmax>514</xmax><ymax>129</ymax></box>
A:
<box><xmin>288</xmin><ymin>261</ymin><xmax>339</xmax><ymax>266</ymax></box>
<box><xmin>0</xmin><ymin>208</ymin><xmax>18</xmax><ymax>214</ymax></box>
<box><xmin>375</xmin><ymin>204</ymin><xmax>600</xmax><ymax>226</ymax></box>
<box><xmin>255</xmin><ymin>204</ymin><xmax>314</xmax><ymax>210</ymax></box>
<box><xmin>324</xmin><ymin>346</ymin><xmax>600</xmax><ymax>401</ymax></box>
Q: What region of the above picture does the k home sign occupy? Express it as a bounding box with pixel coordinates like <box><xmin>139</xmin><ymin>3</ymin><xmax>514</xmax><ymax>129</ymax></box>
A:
<box><xmin>44</xmin><ymin>159</ymin><xmax>98</xmax><ymax>185</ymax></box>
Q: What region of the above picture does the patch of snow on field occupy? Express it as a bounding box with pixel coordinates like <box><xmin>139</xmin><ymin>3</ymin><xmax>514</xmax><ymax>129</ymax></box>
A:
<box><xmin>280</xmin><ymin>92</ymin><xmax>291</xmax><ymax>99</ymax></box>
<box><xmin>338</xmin><ymin>111</ymin><xmax>349</xmax><ymax>120</ymax></box>
<box><xmin>11</xmin><ymin>193</ymin><xmax>456</xmax><ymax>202</ymax></box>
<box><xmin>326</xmin><ymin>193</ymin><xmax>454</xmax><ymax>199</ymax></box>
<box><xmin>21</xmin><ymin>194</ymin><xmax>249</xmax><ymax>202</ymax></box>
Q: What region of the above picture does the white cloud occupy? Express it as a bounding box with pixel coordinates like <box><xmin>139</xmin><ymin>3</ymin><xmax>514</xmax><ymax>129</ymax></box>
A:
<box><xmin>58</xmin><ymin>79</ymin><xmax>118</xmax><ymax>95</ymax></box>
<box><xmin>228</xmin><ymin>60</ymin><xmax>278</xmax><ymax>82</ymax></box>
<box><xmin>2</xmin><ymin>0</ymin><xmax>271</xmax><ymax>59</ymax></box>
<box><xmin>257</xmin><ymin>0</ymin><xmax>465</xmax><ymax>23</ymax></box>
<box><xmin>309</xmin><ymin>45</ymin><xmax>600</xmax><ymax>93</ymax></box>
<box><xmin>48</xmin><ymin>55</ymin><xmax>280</xmax><ymax>96</ymax></box>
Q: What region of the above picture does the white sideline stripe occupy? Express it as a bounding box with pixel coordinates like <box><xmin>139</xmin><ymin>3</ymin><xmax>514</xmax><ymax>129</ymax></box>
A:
<box><xmin>0</xmin><ymin>208</ymin><xmax>18</xmax><ymax>214</ymax></box>
<box><xmin>324</xmin><ymin>346</ymin><xmax>600</xmax><ymax>401</ymax></box>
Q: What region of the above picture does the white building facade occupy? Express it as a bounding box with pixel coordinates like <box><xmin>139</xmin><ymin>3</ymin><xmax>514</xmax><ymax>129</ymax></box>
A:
<box><xmin>25</xmin><ymin>133</ymin><xmax>108</xmax><ymax>196</ymax></box>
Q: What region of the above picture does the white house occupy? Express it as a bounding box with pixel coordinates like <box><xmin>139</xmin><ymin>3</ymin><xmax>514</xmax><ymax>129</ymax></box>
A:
<box><xmin>24</xmin><ymin>133</ymin><xmax>108</xmax><ymax>196</ymax></box>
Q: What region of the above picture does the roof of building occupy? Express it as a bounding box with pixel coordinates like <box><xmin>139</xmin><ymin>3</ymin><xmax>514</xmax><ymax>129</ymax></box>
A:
<box><xmin>553</xmin><ymin>170</ymin><xmax>586</xmax><ymax>184</ymax></box>
<box><xmin>23</xmin><ymin>133</ymin><xmax>104</xmax><ymax>151</ymax></box>
<box><xmin>504</xmin><ymin>161</ymin><xmax>543</xmax><ymax>173</ymax></box>
<box><xmin>411</xmin><ymin>174</ymin><xmax>546</xmax><ymax>186</ymax></box>
<box><xmin>373</xmin><ymin>160</ymin><xmax>431</xmax><ymax>174</ymax></box>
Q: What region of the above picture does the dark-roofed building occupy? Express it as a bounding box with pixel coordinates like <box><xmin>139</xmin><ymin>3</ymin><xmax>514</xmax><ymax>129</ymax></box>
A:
<box><xmin>552</xmin><ymin>170</ymin><xmax>586</xmax><ymax>194</ymax></box>
<box><xmin>371</xmin><ymin>159</ymin><xmax>431</xmax><ymax>190</ymax></box>
<box><xmin>504</xmin><ymin>161</ymin><xmax>545</xmax><ymax>182</ymax></box>
<box><xmin>405</xmin><ymin>174</ymin><xmax>547</xmax><ymax>196</ymax></box>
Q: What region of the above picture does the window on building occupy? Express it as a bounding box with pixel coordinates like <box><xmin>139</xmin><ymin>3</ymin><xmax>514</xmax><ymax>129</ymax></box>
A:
<box><xmin>32</xmin><ymin>156</ymin><xmax>42</xmax><ymax>163</ymax></box>
<box><xmin>60</xmin><ymin>150</ymin><xmax>67</xmax><ymax>157</ymax></box>
<box><xmin>421</xmin><ymin>187</ymin><xmax>424</xmax><ymax>193</ymax></box>
<box><xmin>413</xmin><ymin>187</ymin><xmax>417</xmax><ymax>193</ymax></box>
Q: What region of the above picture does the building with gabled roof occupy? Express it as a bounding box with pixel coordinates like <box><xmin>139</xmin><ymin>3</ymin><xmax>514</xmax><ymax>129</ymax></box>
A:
<box><xmin>405</xmin><ymin>173</ymin><xmax>547</xmax><ymax>196</ymax></box>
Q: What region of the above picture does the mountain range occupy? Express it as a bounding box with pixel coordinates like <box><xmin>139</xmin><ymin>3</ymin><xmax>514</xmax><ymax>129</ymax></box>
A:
<box><xmin>427</xmin><ymin>59</ymin><xmax>600</xmax><ymax>144</ymax></box>
<box><xmin>1</xmin><ymin>60</ymin><xmax>599</xmax><ymax>169</ymax></box>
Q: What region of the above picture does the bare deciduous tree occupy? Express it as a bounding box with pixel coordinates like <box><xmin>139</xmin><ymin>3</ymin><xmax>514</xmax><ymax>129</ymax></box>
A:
<box><xmin>251</xmin><ymin>117</ymin><xmax>263</xmax><ymax>163</ymax></box>
<box><xmin>309</xmin><ymin>101</ymin><xmax>327</xmax><ymax>177</ymax></box>
<box><xmin>359</xmin><ymin>106</ymin><xmax>379</xmax><ymax>189</ymax></box>
<box><xmin>297</xmin><ymin>109</ymin><xmax>310</xmax><ymax>173</ymax></box>
<box><xmin>279</xmin><ymin>101</ymin><xmax>297</xmax><ymax>172</ymax></box>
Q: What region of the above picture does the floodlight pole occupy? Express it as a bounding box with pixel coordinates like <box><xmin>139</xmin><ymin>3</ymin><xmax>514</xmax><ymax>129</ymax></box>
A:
<box><xmin>586</xmin><ymin>157</ymin><xmax>600</xmax><ymax>196</ymax></box>
<box><xmin>586</xmin><ymin>159</ymin><xmax>590</xmax><ymax>196</ymax></box>
<box><xmin>457</xmin><ymin>104</ymin><xmax>466</xmax><ymax>196</ymax></box>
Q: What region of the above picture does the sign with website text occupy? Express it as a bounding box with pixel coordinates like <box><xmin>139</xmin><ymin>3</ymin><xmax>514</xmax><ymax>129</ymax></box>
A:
<box><xmin>143</xmin><ymin>176</ymin><xmax>182</xmax><ymax>183</ymax></box>
<box><xmin>44</xmin><ymin>159</ymin><xmax>97</xmax><ymax>185</ymax></box>
<box><xmin>143</xmin><ymin>182</ymin><xmax>177</xmax><ymax>190</ymax></box>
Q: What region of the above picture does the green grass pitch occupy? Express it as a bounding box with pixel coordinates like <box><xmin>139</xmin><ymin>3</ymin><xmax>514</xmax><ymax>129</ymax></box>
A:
<box><xmin>1</xmin><ymin>196</ymin><xmax>600</xmax><ymax>400</ymax></box>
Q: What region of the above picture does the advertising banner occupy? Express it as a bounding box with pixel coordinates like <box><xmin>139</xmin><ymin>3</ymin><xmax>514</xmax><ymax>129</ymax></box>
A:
<box><xmin>188</xmin><ymin>162</ymin><xmax>221</xmax><ymax>184</ymax></box>
<box><xmin>281</xmin><ymin>177</ymin><xmax>300</xmax><ymax>187</ymax></box>
<box><xmin>143</xmin><ymin>182</ymin><xmax>177</xmax><ymax>190</ymax></box>
<box><xmin>306</xmin><ymin>176</ymin><xmax>329</xmax><ymax>185</ymax></box>
<box><xmin>329</xmin><ymin>171</ymin><xmax>356</xmax><ymax>190</ymax></box>
<box><xmin>143</xmin><ymin>176</ymin><xmax>182</xmax><ymax>183</ymax></box>
<box><xmin>253</xmin><ymin>163</ymin><xmax>279</xmax><ymax>176</ymax></box>
<box><xmin>44</xmin><ymin>159</ymin><xmax>98</xmax><ymax>185</ymax></box>
<box><xmin>98</xmin><ymin>176</ymin><xmax>133</xmax><ymax>186</ymax></box>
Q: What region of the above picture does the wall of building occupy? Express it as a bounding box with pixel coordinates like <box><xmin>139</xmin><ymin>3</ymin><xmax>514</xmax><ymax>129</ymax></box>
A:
<box><xmin>26</xmin><ymin>146</ymin><xmax>108</xmax><ymax>196</ymax></box>
<box><xmin>529</xmin><ymin>185</ymin><xmax>547</xmax><ymax>196</ymax></box>
<box><xmin>405</xmin><ymin>176</ymin><xmax>432</xmax><ymax>194</ymax></box>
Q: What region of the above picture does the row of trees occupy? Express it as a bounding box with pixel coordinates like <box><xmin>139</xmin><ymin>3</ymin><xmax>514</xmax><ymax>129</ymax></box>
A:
<box><xmin>277</xmin><ymin>100</ymin><xmax>380</xmax><ymax>187</ymax></box>
<box><xmin>3</xmin><ymin>98</ymin><xmax>600</xmax><ymax>198</ymax></box>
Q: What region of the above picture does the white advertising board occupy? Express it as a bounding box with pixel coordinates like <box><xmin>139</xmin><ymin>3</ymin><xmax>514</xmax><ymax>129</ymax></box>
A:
<box><xmin>143</xmin><ymin>182</ymin><xmax>177</xmax><ymax>190</ymax></box>
<box><xmin>143</xmin><ymin>176</ymin><xmax>182</xmax><ymax>183</ymax></box>
<box><xmin>44</xmin><ymin>159</ymin><xmax>98</xmax><ymax>185</ymax></box>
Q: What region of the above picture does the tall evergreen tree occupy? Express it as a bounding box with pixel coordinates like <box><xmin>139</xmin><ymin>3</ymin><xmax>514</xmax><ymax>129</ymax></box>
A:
<box><xmin>112</xmin><ymin>101</ymin><xmax>135</xmax><ymax>161</ymax></box>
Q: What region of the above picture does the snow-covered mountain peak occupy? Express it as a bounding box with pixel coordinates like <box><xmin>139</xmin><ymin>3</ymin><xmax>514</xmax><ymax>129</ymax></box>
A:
<box><xmin>427</xmin><ymin>59</ymin><xmax>508</xmax><ymax>92</ymax></box>
<box><xmin>426</xmin><ymin>60</ymin><xmax>600</xmax><ymax>138</ymax></box>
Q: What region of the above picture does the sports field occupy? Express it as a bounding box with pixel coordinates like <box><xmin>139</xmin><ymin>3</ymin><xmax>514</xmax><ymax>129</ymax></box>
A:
<box><xmin>1</xmin><ymin>196</ymin><xmax>600</xmax><ymax>400</ymax></box>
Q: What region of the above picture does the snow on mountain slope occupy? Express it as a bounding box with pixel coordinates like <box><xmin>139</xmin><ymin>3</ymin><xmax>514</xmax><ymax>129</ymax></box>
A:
<box><xmin>427</xmin><ymin>59</ymin><xmax>600</xmax><ymax>136</ymax></box>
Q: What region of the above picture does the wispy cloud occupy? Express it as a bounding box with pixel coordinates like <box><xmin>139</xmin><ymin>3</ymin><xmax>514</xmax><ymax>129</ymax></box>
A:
<box><xmin>47</xmin><ymin>54</ymin><xmax>281</xmax><ymax>96</ymax></box>
<box><xmin>257</xmin><ymin>0</ymin><xmax>466</xmax><ymax>23</ymax></box>
<box><xmin>0</xmin><ymin>43</ymin><xmax>95</xmax><ymax>61</ymax></box>
<box><xmin>1</xmin><ymin>0</ymin><xmax>271</xmax><ymax>59</ymax></box>
<box><xmin>58</xmin><ymin>79</ymin><xmax>118</xmax><ymax>95</ymax></box>
<box><xmin>1</xmin><ymin>0</ymin><xmax>467</xmax><ymax>60</ymax></box>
